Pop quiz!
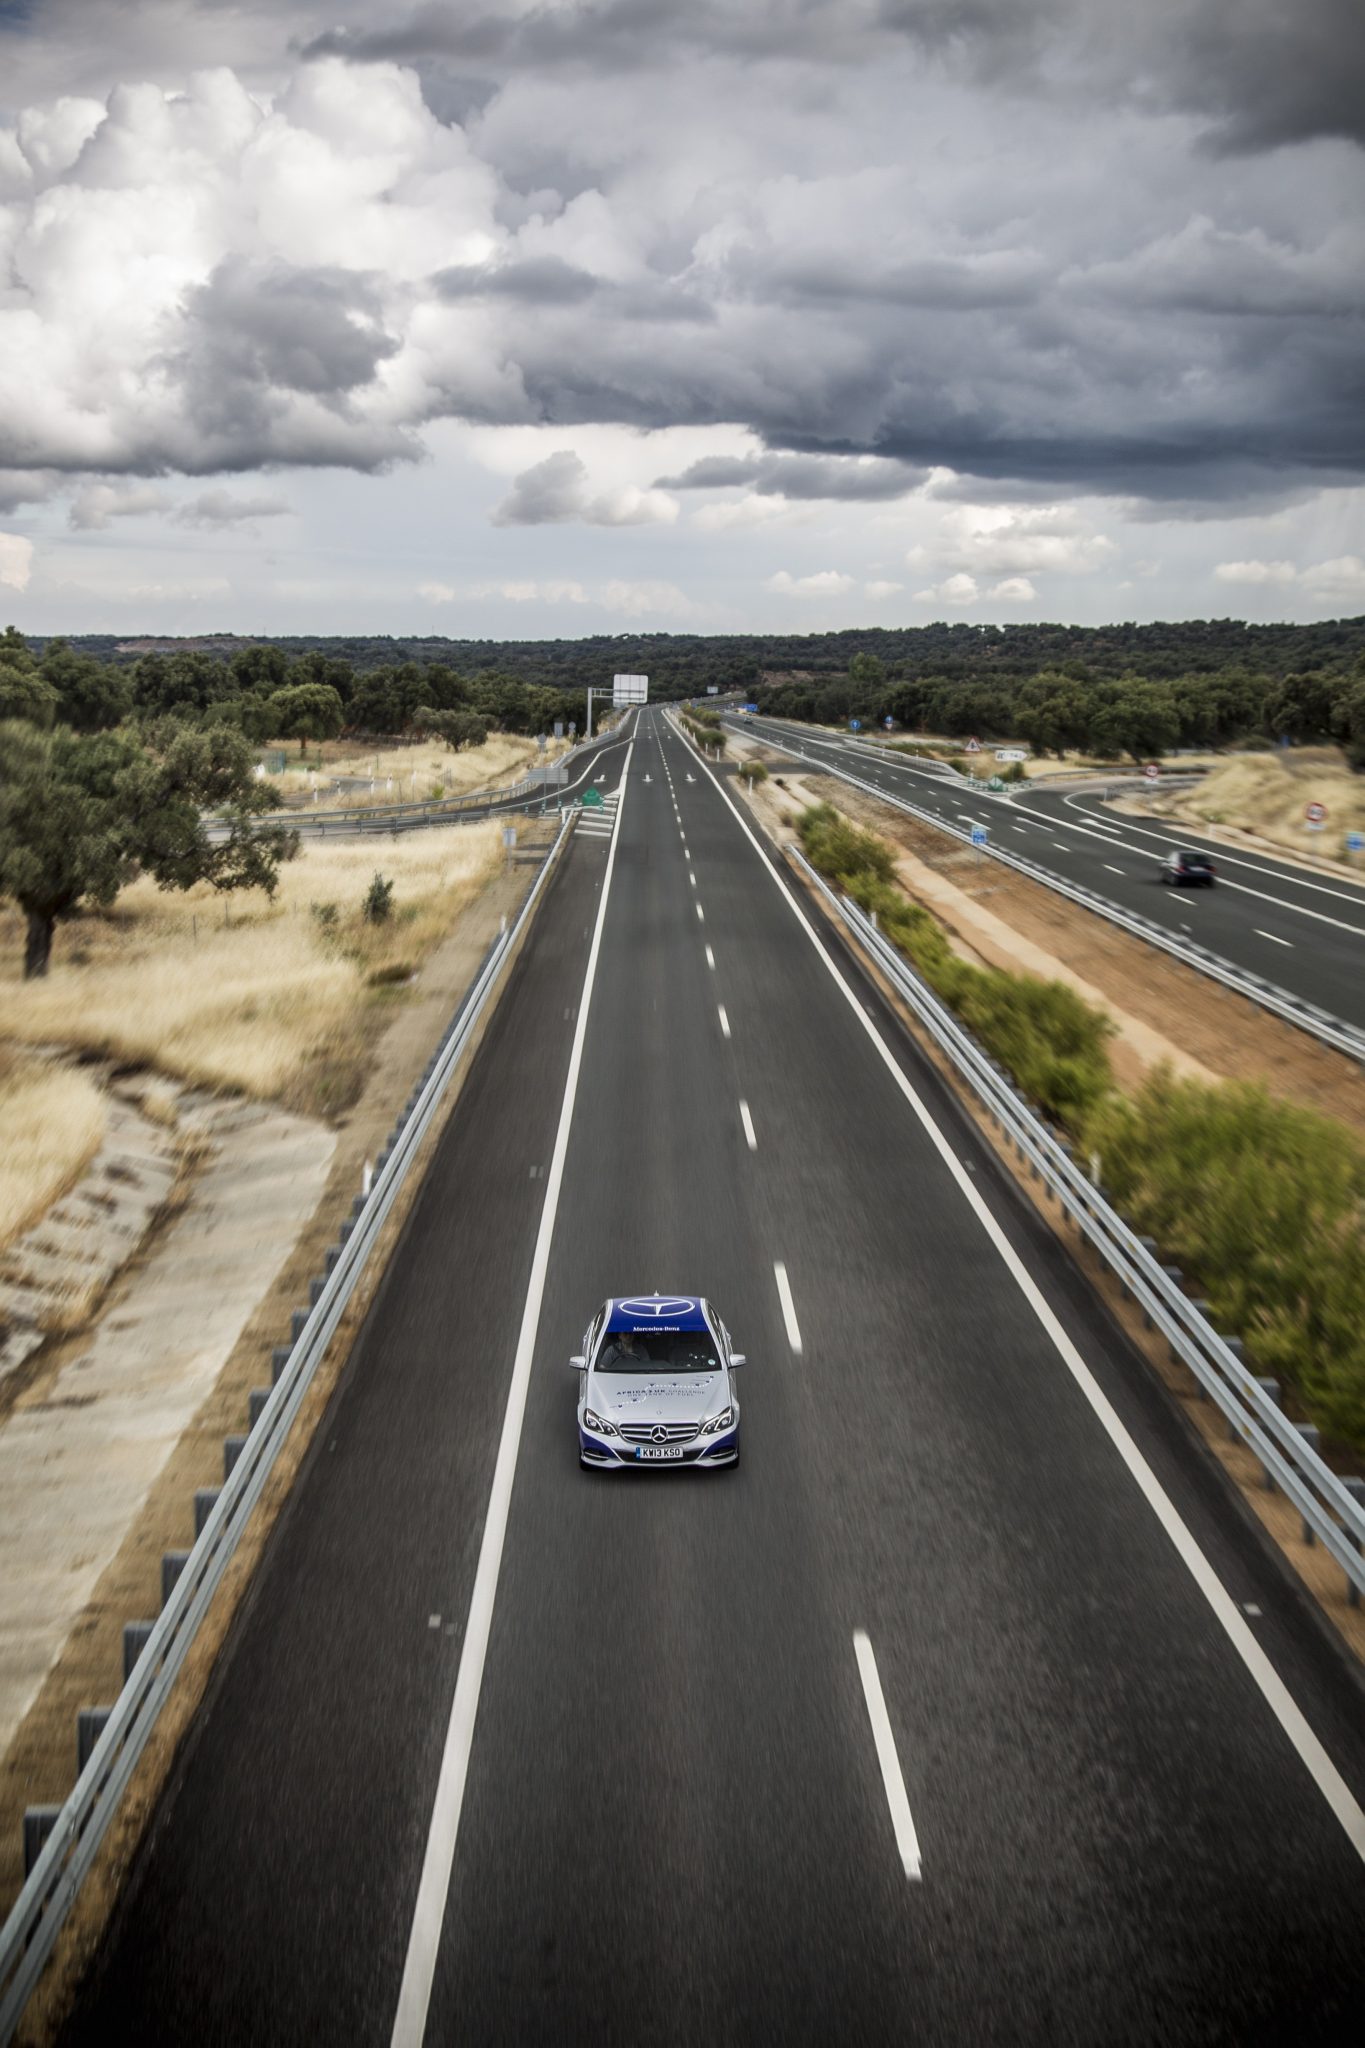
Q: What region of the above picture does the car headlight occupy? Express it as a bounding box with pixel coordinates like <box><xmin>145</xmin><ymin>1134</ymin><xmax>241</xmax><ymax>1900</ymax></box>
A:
<box><xmin>583</xmin><ymin>1408</ymin><xmax>619</xmax><ymax>1438</ymax></box>
<box><xmin>700</xmin><ymin>1406</ymin><xmax>734</xmax><ymax>1436</ymax></box>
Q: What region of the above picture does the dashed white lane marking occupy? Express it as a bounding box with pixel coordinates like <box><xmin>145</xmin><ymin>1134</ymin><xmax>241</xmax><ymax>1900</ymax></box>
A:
<box><xmin>689</xmin><ymin>871</ymin><xmax>697</xmax><ymax>887</ymax></box>
<box><xmin>696</xmin><ymin>903</ymin><xmax>705</xmax><ymax>922</ymax></box>
<box><xmin>1256</xmin><ymin>928</ymin><xmax>1293</xmax><ymax>946</ymax></box>
<box><xmin>705</xmin><ymin>945</ymin><xmax>716</xmax><ymax>969</ymax></box>
<box><xmin>717</xmin><ymin>1003</ymin><xmax>731</xmax><ymax>1038</ymax></box>
<box><xmin>773</xmin><ymin>1260</ymin><xmax>802</xmax><ymax>1354</ymax></box>
<box><xmin>739</xmin><ymin>1099</ymin><xmax>757</xmax><ymax>1150</ymax></box>
<box><xmin>1054</xmin><ymin>841</ymin><xmax>1070</xmax><ymax>851</ymax></box>
<box><xmin>389</xmin><ymin>740</ymin><xmax>635</xmax><ymax>2046</ymax></box>
<box><xmin>853</xmin><ymin>1631</ymin><xmax>922</xmax><ymax>1882</ymax></box>
<box><xmin>1104</xmin><ymin>863</ymin><xmax>1125</xmax><ymax>875</ymax></box>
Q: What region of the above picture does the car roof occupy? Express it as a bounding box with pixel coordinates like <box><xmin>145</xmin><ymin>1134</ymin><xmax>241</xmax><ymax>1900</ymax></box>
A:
<box><xmin>603</xmin><ymin>1293</ymin><xmax>711</xmax><ymax>1333</ymax></box>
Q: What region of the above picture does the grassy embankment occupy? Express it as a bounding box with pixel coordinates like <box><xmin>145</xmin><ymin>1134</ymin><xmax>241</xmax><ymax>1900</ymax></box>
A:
<box><xmin>1142</xmin><ymin>747</ymin><xmax>1365</xmax><ymax>865</ymax></box>
<box><xmin>263</xmin><ymin>731</ymin><xmax>557</xmax><ymax>810</ymax></box>
<box><xmin>797</xmin><ymin>799</ymin><xmax>1365</xmax><ymax>1451</ymax></box>
<box><xmin>0</xmin><ymin>1053</ymin><xmax>107</xmax><ymax>1255</ymax></box>
<box><xmin>0</xmin><ymin>823</ymin><xmax>503</xmax><ymax>1122</ymax></box>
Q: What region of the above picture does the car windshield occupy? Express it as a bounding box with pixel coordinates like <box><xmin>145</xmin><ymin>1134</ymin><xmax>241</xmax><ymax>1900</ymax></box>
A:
<box><xmin>1175</xmin><ymin>851</ymin><xmax>1210</xmax><ymax>866</ymax></box>
<box><xmin>595</xmin><ymin>1330</ymin><xmax>719</xmax><ymax>1372</ymax></box>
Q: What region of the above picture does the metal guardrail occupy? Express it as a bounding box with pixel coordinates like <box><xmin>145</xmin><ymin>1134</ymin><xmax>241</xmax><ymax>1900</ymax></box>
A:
<box><xmin>0</xmin><ymin>812</ymin><xmax>576</xmax><ymax>2042</ymax></box>
<box><xmin>740</xmin><ymin>722</ymin><xmax>1365</xmax><ymax>1067</ymax></box>
<box><xmin>787</xmin><ymin>842</ymin><xmax>1365</xmax><ymax>1600</ymax></box>
<box><xmin>268</xmin><ymin>723</ymin><xmax>631</xmax><ymax>838</ymax></box>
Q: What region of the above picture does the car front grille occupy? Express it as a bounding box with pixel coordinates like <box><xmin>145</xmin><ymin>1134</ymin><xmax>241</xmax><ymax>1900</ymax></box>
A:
<box><xmin>617</xmin><ymin>1421</ymin><xmax>699</xmax><ymax>1444</ymax></box>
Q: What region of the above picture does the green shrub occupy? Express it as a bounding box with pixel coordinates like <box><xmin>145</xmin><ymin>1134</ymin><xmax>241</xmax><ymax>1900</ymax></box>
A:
<box><xmin>738</xmin><ymin>760</ymin><xmax>769</xmax><ymax>787</ymax></box>
<box><xmin>363</xmin><ymin>871</ymin><xmax>395</xmax><ymax>923</ymax></box>
<box><xmin>796</xmin><ymin>803</ymin><xmax>1113</xmax><ymax>1130</ymax></box>
<box><xmin>1086</xmin><ymin>1072</ymin><xmax>1365</xmax><ymax>1446</ymax></box>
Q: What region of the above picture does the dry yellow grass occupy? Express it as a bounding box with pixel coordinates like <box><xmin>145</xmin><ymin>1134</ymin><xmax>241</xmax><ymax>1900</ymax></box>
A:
<box><xmin>266</xmin><ymin>732</ymin><xmax>565</xmax><ymax>809</ymax></box>
<box><xmin>0</xmin><ymin>823</ymin><xmax>503</xmax><ymax>1114</ymax></box>
<box><xmin>1157</xmin><ymin>747</ymin><xmax>1365</xmax><ymax>861</ymax></box>
<box><xmin>0</xmin><ymin>1053</ymin><xmax>106</xmax><ymax>1254</ymax></box>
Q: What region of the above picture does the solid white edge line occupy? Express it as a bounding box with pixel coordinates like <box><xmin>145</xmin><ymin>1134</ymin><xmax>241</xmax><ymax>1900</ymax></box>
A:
<box><xmin>671</xmin><ymin>714</ymin><xmax>1365</xmax><ymax>1866</ymax></box>
<box><xmin>739</xmin><ymin>1098</ymin><xmax>757</xmax><ymax>1150</ymax></box>
<box><xmin>773</xmin><ymin>1259</ymin><xmax>803</xmax><ymax>1354</ymax></box>
<box><xmin>717</xmin><ymin>1003</ymin><xmax>731</xmax><ymax>1039</ymax></box>
<box><xmin>390</xmin><ymin>741</ymin><xmax>635</xmax><ymax>2047</ymax></box>
<box><xmin>853</xmin><ymin>1630</ymin><xmax>922</xmax><ymax>1881</ymax></box>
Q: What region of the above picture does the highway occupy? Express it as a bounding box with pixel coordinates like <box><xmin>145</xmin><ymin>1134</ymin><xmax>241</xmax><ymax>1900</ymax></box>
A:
<box><xmin>61</xmin><ymin>708</ymin><xmax>1365</xmax><ymax>2044</ymax></box>
<box><xmin>736</xmin><ymin>715</ymin><xmax>1365</xmax><ymax>1034</ymax></box>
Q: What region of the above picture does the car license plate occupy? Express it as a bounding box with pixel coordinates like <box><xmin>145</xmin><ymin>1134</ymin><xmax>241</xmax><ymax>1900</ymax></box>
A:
<box><xmin>637</xmin><ymin>1445</ymin><xmax>684</xmax><ymax>1461</ymax></box>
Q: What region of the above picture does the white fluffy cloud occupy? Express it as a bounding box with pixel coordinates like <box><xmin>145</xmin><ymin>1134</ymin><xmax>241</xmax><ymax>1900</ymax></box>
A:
<box><xmin>1214</xmin><ymin>555</ymin><xmax>1365</xmax><ymax>599</ymax></box>
<box><xmin>989</xmin><ymin>576</ymin><xmax>1037</xmax><ymax>602</ymax></box>
<box><xmin>0</xmin><ymin>534</ymin><xmax>35</xmax><ymax>591</ymax></box>
<box><xmin>914</xmin><ymin>572</ymin><xmax>980</xmax><ymax>606</ymax></box>
<box><xmin>766</xmin><ymin>569</ymin><xmax>855</xmax><ymax>597</ymax></box>
<box><xmin>1214</xmin><ymin>559</ymin><xmax>1299</xmax><ymax>585</ymax></box>
<box><xmin>491</xmin><ymin>451</ymin><xmax>677</xmax><ymax>528</ymax></box>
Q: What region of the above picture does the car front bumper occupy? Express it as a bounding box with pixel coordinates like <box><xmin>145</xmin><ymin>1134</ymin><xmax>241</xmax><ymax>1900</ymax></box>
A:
<box><xmin>579</xmin><ymin>1428</ymin><xmax>738</xmax><ymax>1469</ymax></box>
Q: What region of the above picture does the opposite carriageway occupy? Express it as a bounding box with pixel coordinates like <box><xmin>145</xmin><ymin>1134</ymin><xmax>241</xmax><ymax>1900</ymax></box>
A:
<box><xmin>729</xmin><ymin>712</ymin><xmax>1365</xmax><ymax>1061</ymax></box>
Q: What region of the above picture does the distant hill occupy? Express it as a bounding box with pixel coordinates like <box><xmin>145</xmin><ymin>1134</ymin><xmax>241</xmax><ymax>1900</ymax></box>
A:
<box><xmin>27</xmin><ymin>618</ymin><xmax>1365</xmax><ymax>695</ymax></box>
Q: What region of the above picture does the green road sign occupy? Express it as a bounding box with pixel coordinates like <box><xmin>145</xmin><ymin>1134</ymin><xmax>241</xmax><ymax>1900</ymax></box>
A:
<box><xmin>987</xmin><ymin>775</ymin><xmax>1006</xmax><ymax>791</ymax></box>
<box><xmin>579</xmin><ymin>786</ymin><xmax>604</xmax><ymax>808</ymax></box>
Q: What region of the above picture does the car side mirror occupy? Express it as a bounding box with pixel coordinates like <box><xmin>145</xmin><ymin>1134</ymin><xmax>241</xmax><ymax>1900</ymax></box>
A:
<box><xmin>569</xmin><ymin>1354</ymin><xmax>587</xmax><ymax>1371</ymax></box>
<box><xmin>729</xmin><ymin>1353</ymin><xmax>746</xmax><ymax>1368</ymax></box>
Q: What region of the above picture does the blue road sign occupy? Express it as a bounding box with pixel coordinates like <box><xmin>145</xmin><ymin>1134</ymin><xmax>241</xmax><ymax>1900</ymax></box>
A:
<box><xmin>970</xmin><ymin>824</ymin><xmax>989</xmax><ymax>847</ymax></box>
<box><xmin>849</xmin><ymin>719</ymin><xmax>862</xmax><ymax>732</ymax></box>
<box><xmin>884</xmin><ymin>716</ymin><xmax>894</xmax><ymax>730</ymax></box>
<box><xmin>744</xmin><ymin>703</ymin><xmax>758</xmax><ymax>713</ymax></box>
<box><xmin>1348</xmin><ymin>832</ymin><xmax>1364</xmax><ymax>852</ymax></box>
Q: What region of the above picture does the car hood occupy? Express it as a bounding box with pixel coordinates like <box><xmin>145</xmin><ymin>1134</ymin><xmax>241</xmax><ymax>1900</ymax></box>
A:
<box><xmin>588</xmin><ymin>1370</ymin><xmax>725</xmax><ymax>1423</ymax></box>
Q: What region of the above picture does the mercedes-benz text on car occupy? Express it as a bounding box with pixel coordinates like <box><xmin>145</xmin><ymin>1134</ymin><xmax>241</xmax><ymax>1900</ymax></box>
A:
<box><xmin>571</xmin><ymin>1294</ymin><xmax>744</xmax><ymax>1469</ymax></box>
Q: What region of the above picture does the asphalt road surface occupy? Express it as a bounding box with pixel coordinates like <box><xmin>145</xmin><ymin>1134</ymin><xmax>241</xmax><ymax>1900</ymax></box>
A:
<box><xmin>61</xmin><ymin>708</ymin><xmax>1365</xmax><ymax>2045</ymax></box>
<box><xmin>737</xmin><ymin>714</ymin><xmax>1365</xmax><ymax>1034</ymax></box>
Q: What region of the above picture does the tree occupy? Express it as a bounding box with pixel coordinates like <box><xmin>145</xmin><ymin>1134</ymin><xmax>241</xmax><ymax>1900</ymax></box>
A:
<box><xmin>0</xmin><ymin>664</ymin><xmax>59</xmax><ymax>727</ymax></box>
<box><xmin>413</xmin><ymin>706</ymin><xmax>488</xmax><ymax>750</ymax></box>
<box><xmin>848</xmin><ymin>652</ymin><xmax>886</xmax><ymax>691</ymax></box>
<box><xmin>1089</xmin><ymin>678</ymin><xmax>1180</xmax><ymax>761</ymax></box>
<box><xmin>1333</xmin><ymin>671</ymin><xmax>1365</xmax><ymax>772</ymax></box>
<box><xmin>41</xmin><ymin>639</ymin><xmax>133</xmax><ymax>731</ymax></box>
<box><xmin>1263</xmin><ymin>670</ymin><xmax>1338</xmax><ymax>744</ymax></box>
<box><xmin>0</xmin><ymin>719</ymin><xmax>297</xmax><ymax>977</ymax></box>
<box><xmin>270</xmin><ymin>682</ymin><xmax>345</xmax><ymax>753</ymax></box>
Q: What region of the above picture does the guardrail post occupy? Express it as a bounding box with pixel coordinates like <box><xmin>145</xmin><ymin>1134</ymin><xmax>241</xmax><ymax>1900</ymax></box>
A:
<box><xmin>1253</xmin><ymin>1380</ymin><xmax>1281</xmax><ymax>1479</ymax></box>
<box><xmin>123</xmin><ymin>1621</ymin><xmax>154</xmax><ymax>1683</ymax></box>
<box><xmin>1346</xmin><ymin>1480</ymin><xmax>1365</xmax><ymax>1606</ymax></box>
<box><xmin>308</xmin><ymin>1277</ymin><xmax>325</xmax><ymax>1308</ymax></box>
<box><xmin>290</xmin><ymin>1309</ymin><xmax>308</xmax><ymax>1344</ymax></box>
<box><xmin>224</xmin><ymin>1435</ymin><xmax>247</xmax><ymax>1479</ymax></box>
<box><xmin>249</xmin><ymin>1388</ymin><xmax>270</xmax><ymax>1428</ymax></box>
<box><xmin>194</xmin><ymin>1489</ymin><xmax>220</xmax><ymax>1539</ymax></box>
<box><xmin>23</xmin><ymin>1809</ymin><xmax>60</xmax><ymax>1880</ymax></box>
<box><xmin>77</xmin><ymin>1707</ymin><xmax>113</xmax><ymax>1775</ymax></box>
<box><xmin>273</xmin><ymin>1345</ymin><xmax>293</xmax><ymax>1384</ymax></box>
<box><xmin>161</xmin><ymin>1552</ymin><xmax>190</xmax><ymax>1607</ymax></box>
<box><xmin>1293</xmin><ymin>1425</ymin><xmax>1321</xmax><ymax>1535</ymax></box>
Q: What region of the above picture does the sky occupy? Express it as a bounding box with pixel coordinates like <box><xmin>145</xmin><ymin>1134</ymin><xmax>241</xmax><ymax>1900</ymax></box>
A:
<box><xmin>0</xmin><ymin>0</ymin><xmax>1362</xmax><ymax>640</ymax></box>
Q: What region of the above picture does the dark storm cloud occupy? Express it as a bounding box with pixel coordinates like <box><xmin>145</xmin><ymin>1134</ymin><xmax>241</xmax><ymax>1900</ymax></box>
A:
<box><xmin>165</xmin><ymin>258</ymin><xmax>409</xmax><ymax>472</ymax></box>
<box><xmin>657</xmin><ymin>452</ymin><xmax>927</xmax><ymax>500</ymax></box>
<box><xmin>305</xmin><ymin>0</ymin><xmax>1365</xmax><ymax>152</ymax></box>
<box><xmin>434</xmin><ymin>256</ymin><xmax>601</xmax><ymax>305</ymax></box>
